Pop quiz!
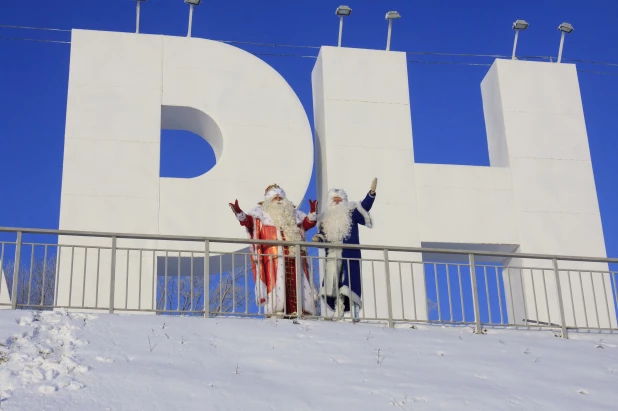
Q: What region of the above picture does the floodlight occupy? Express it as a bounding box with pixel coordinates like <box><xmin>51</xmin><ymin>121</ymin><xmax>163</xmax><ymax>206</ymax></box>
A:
<box><xmin>512</xmin><ymin>19</ymin><xmax>529</xmax><ymax>30</ymax></box>
<box><xmin>336</xmin><ymin>5</ymin><xmax>352</xmax><ymax>17</ymax></box>
<box><xmin>385</xmin><ymin>11</ymin><xmax>401</xmax><ymax>20</ymax></box>
<box><xmin>511</xmin><ymin>20</ymin><xmax>529</xmax><ymax>60</ymax></box>
<box><xmin>557</xmin><ymin>22</ymin><xmax>573</xmax><ymax>63</ymax></box>
<box><xmin>185</xmin><ymin>0</ymin><xmax>202</xmax><ymax>5</ymax></box>
<box><xmin>385</xmin><ymin>11</ymin><xmax>401</xmax><ymax>51</ymax></box>
<box><xmin>558</xmin><ymin>22</ymin><xmax>574</xmax><ymax>33</ymax></box>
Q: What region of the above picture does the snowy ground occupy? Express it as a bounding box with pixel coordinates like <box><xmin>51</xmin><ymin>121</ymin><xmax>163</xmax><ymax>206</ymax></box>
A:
<box><xmin>0</xmin><ymin>310</ymin><xmax>617</xmax><ymax>410</ymax></box>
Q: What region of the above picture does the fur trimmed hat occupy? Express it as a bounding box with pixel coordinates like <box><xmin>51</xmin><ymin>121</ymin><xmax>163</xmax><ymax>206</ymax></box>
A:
<box><xmin>264</xmin><ymin>184</ymin><xmax>286</xmax><ymax>201</ymax></box>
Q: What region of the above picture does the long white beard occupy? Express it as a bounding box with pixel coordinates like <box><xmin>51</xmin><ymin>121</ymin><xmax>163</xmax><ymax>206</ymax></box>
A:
<box><xmin>261</xmin><ymin>198</ymin><xmax>303</xmax><ymax>255</ymax></box>
<box><xmin>319</xmin><ymin>202</ymin><xmax>352</xmax><ymax>243</ymax></box>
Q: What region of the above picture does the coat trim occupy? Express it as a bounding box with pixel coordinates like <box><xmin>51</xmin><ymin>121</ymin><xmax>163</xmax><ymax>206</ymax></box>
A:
<box><xmin>349</xmin><ymin>201</ymin><xmax>373</xmax><ymax>229</ymax></box>
<box><xmin>320</xmin><ymin>248</ymin><xmax>342</xmax><ymax>298</ymax></box>
<box><xmin>340</xmin><ymin>285</ymin><xmax>363</xmax><ymax>309</ymax></box>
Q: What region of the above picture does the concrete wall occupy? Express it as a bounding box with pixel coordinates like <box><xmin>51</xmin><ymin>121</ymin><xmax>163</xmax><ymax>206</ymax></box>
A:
<box><xmin>481</xmin><ymin>60</ymin><xmax>615</xmax><ymax>328</ymax></box>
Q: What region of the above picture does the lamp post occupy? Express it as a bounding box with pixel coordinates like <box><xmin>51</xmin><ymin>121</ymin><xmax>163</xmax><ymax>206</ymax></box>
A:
<box><xmin>185</xmin><ymin>0</ymin><xmax>202</xmax><ymax>38</ymax></box>
<box><xmin>557</xmin><ymin>22</ymin><xmax>574</xmax><ymax>63</ymax></box>
<box><xmin>511</xmin><ymin>19</ymin><xmax>529</xmax><ymax>60</ymax></box>
<box><xmin>336</xmin><ymin>5</ymin><xmax>352</xmax><ymax>47</ymax></box>
<box><xmin>385</xmin><ymin>11</ymin><xmax>401</xmax><ymax>51</ymax></box>
<box><xmin>136</xmin><ymin>0</ymin><xmax>146</xmax><ymax>34</ymax></box>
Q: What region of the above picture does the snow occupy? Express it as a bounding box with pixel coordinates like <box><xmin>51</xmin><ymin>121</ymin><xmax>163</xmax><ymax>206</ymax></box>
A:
<box><xmin>1</xmin><ymin>310</ymin><xmax>617</xmax><ymax>410</ymax></box>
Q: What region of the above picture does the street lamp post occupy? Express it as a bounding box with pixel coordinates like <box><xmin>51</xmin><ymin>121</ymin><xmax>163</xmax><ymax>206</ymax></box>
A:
<box><xmin>185</xmin><ymin>0</ymin><xmax>202</xmax><ymax>38</ymax></box>
<box><xmin>511</xmin><ymin>19</ymin><xmax>529</xmax><ymax>60</ymax></box>
<box><xmin>336</xmin><ymin>5</ymin><xmax>352</xmax><ymax>47</ymax></box>
<box><xmin>557</xmin><ymin>22</ymin><xmax>574</xmax><ymax>63</ymax></box>
<box><xmin>136</xmin><ymin>0</ymin><xmax>147</xmax><ymax>34</ymax></box>
<box><xmin>385</xmin><ymin>11</ymin><xmax>401</xmax><ymax>51</ymax></box>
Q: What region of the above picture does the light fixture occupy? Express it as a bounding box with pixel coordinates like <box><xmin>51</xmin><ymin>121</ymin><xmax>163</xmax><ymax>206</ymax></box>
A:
<box><xmin>136</xmin><ymin>0</ymin><xmax>147</xmax><ymax>34</ymax></box>
<box><xmin>558</xmin><ymin>22</ymin><xmax>574</xmax><ymax>33</ymax></box>
<box><xmin>185</xmin><ymin>0</ymin><xmax>202</xmax><ymax>38</ymax></box>
<box><xmin>335</xmin><ymin>5</ymin><xmax>352</xmax><ymax>47</ymax></box>
<box><xmin>336</xmin><ymin>5</ymin><xmax>352</xmax><ymax>16</ymax></box>
<box><xmin>386</xmin><ymin>11</ymin><xmax>401</xmax><ymax>20</ymax></box>
<box><xmin>511</xmin><ymin>19</ymin><xmax>528</xmax><ymax>60</ymax></box>
<box><xmin>557</xmin><ymin>22</ymin><xmax>573</xmax><ymax>63</ymax></box>
<box><xmin>512</xmin><ymin>19</ymin><xmax>529</xmax><ymax>30</ymax></box>
<box><xmin>385</xmin><ymin>11</ymin><xmax>401</xmax><ymax>51</ymax></box>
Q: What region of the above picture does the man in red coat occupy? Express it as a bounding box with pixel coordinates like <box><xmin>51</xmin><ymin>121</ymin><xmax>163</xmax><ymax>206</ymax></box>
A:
<box><xmin>229</xmin><ymin>184</ymin><xmax>318</xmax><ymax>316</ymax></box>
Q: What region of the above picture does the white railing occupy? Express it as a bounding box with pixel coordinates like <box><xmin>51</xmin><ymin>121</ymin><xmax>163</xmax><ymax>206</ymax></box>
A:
<box><xmin>0</xmin><ymin>227</ymin><xmax>616</xmax><ymax>339</ymax></box>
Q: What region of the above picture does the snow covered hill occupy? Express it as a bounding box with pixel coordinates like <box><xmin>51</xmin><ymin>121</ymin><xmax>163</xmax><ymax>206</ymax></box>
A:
<box><xmin>1</xmin><ymin>310</ymin><xmax>617</xmax><ymax>410</ymax></box>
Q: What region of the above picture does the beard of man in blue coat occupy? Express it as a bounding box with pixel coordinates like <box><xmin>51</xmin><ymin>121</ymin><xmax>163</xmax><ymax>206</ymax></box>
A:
<box><xmin>312</xmin><ymin>178</ymin><xmax>377</xmax><ymax>321</ymax></box>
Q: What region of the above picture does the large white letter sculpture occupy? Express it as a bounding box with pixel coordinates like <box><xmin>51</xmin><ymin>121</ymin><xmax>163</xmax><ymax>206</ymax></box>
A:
<box><xmin>56</xmin><ymin>30</ymin><xmax>615</xmax><ymax>328</ymax></box>
<box><xmin>312</xmin><ymin>46</ymin><xmax>616</xmax><ymax>328</ymax></box>
<box><xmin>57</xmin><ymin>30</ymin><xmax>312</xmax><ymax>311</ymax></box>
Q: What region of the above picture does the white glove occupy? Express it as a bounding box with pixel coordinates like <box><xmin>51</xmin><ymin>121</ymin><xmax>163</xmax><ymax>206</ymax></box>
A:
<box><xmin>370</xmin><ymin>178</ymin><xmax>378</xmax><ymax>194</ymax></box>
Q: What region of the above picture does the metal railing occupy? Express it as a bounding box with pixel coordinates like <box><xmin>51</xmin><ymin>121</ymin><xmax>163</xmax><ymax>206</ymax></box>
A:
<box><xmin>0</xmin><ymin>226</ymin><xmax>617</xmax><ymax>339</ymax></box>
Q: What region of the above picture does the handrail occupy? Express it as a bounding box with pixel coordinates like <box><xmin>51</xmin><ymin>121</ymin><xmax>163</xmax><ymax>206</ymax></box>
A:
<box><xmin>1</xmin><ymin>226</ymin><xmax>617</xmax><ymax>264</ymax></box>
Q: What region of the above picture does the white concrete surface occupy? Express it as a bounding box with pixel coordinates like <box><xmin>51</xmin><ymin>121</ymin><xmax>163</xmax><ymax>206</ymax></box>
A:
<box><xmin>415</xmin><ymin>164</ymin><xmax>519</xmax><ymax>246</ymax></box>
<box><xmin>481</xmin><ymin>59</ymin><xmax>616</xmax><ymax>329</ymax></box>
<box><xmin>57</xmin><ymin>30</ymin><xmax>313</xmax><ymax>311</ymax></box>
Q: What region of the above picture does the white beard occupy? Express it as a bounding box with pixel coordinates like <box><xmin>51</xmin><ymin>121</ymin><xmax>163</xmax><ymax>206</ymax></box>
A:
<box><xmin>319</xmin><ymin>202</ymin><xmax>352</xmax><ymax>243</ymax></box>
<box><xmin>261</xmin><ymin>198</ymin><xmax>303</xmax><ymax>255</ymax></box>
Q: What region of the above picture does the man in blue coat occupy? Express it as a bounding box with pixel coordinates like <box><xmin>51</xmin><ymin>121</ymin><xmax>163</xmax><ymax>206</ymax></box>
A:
<box><xmin>312</xmin><ymin>178</ymin><xmax>377</xmax><ymax>320</ymax></box>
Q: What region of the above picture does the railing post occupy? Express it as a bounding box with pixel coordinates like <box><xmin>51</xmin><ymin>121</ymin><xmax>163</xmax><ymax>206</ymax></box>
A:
<box><xmin>11</xmin><ymin>231</ymin><xmax>22</xmax><ymax>310</ymax></box>
<box><xmin>383</xmin><ymin>249</ymin><xmax>394</xmax><ymax>329</ymax></box>
<box><xmin>552</xmin><ymin>258</ymin><xmax>568</xmax><ymax>339</ymax></box>
<box><xmin>109</xmin><ymin>236</ymin><xmax>117</xmax><ymax>314</ymax></box>
<box><xmin>204</xmin><ymin>240</ymin><xmax>210</xmax><ymax>318</ymax></box>
<box><xmin>469</xmin><ymin>254</ymin><xmax>483</xmax><ymax>334</ymax></box>
<box><xmin>295</xmin><ymin>244</ymin><xmax>302</xmax><ymax>319</ymax></box>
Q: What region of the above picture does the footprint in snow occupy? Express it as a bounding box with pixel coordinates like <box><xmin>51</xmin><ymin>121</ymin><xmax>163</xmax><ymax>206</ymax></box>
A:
<box><xmin>67</xmin><ymin>381</ymin><xmax>85</xmax><ymax>391</ymax></box>
<box><xmin>576</xmin><ymin>389</ymin><xmax>589</xmax><ymax>395</ymax></box>
<box><xmin>38</xmin><ymin>384</ymin><xmax>57</xmax><ymax>394</ymax></box>
<box><xmin>96</xmin><ymin>356</ymin><xmax>114</xmax><ymax>363</ymax></box>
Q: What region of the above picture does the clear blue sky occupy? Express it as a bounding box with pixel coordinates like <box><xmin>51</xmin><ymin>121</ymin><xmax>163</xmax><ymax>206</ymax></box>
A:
<box><xmin>1</xmin><ymin>0</ymin><xmax>617</xmax><ymax>258</ymax></box>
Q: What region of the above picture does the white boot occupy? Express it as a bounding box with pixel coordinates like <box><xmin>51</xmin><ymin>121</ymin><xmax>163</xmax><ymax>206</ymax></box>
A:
<box><xmin>352</xmin><ymin>303</ymin><xmax>360</xmax><ymax>323</ymax></box>
<box><xmin>335</xmin><ymin>298</ymin><xmax>345</xmax><ymax>319</ymax></box>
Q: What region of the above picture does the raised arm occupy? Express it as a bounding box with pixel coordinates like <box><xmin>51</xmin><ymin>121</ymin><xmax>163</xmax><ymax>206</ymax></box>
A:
<box><xmin>353</xmin><ymin>179</ymin><xmax>377</xmax><ymax>227</ymax></box>
<box><xmin>360</xmin><ymin>192</ymin><xmax>376</xmax><ymax>213</ymax></box>
<box><xmin>360</xmin><ymin>178</ymin><xmax>377</xmax><ymax>212</ymax></box>
<box><xmin>302</xmin><ymin>199</ymin><xmax>318</xmax><ymax>231</ymax></box>
<box><xmin>229</xmin><ymin>200</ymin><xmax>254</xmax><ymax>233</ymax></box>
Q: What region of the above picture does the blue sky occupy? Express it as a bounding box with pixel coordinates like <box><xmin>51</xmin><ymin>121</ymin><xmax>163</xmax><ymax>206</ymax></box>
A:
<box><xmin>1</xmin><ymin>0</ymin><xmax>618</xmax><ymax>259</ymax></box>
